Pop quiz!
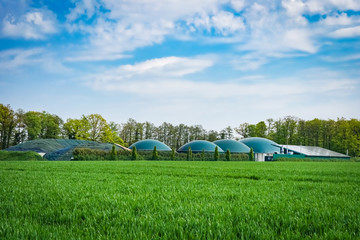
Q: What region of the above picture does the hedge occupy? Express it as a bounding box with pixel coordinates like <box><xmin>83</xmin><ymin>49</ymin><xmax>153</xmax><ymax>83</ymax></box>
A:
<box><xmin>0</xmin><ymin>150</ymin><xmax>43</xmax><ymax>161</ymax></box>
<box><xmin>72</xmin><ymin>147</ymin><xmax>250</xmax><ymax>161</ymax></box>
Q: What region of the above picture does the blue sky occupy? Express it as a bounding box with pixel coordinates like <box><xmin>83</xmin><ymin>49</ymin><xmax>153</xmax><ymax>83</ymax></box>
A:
<box><xmin>1</xmin><ymin>0</ymin><xmax>360</xmax><ymax>130</ymax></box>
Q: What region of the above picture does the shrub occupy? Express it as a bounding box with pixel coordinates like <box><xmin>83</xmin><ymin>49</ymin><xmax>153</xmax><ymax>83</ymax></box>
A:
<box><xmin>214</xmin><ymin>146</ymin><xmax>219</xmax><ymax>161</ymax></box>
<box><xmin>225</xmin><ymin>149</ymin><xmax>231</xmax><ymax>161</ymax></box>
<box><xmin>152</xmin><ymin>146</ymin><xmax>159</xmax><ymax>160</ymax></box>
<box><xmin>110</xmin><ymin>145</ymin><xmax>117</xmax><ymax>160</ymax></box>
<box><xmin>249</xmin><ymin>148</ymin><xmax>255</xmax><ymax>161</ymax></box>
<box><xmin>131</xmin><ymin>146</ymin><xmax>137</xmax><ymax>160</ymax></box>
<box><xmin>187</xmin><ymin>147</ymin><xmax>192</xmax><ymax>161</ymax></box>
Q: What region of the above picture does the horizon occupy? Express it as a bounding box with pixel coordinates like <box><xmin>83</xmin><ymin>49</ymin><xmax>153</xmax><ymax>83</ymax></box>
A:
<box><xmin>1</xmin><ymin>0</ymin><xmax>360</xmax><ymax>131</ymax></box>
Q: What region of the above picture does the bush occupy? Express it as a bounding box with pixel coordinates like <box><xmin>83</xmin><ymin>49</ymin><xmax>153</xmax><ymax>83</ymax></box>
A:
<box><xmin>214</xmin><ymin>146</ymin><xmax>219</xmax><ymax>161</ymax></box>
<box><xmin>0</xmin><ymin>150</ymin><xmax>43</xmax><ymax>161</ymax></box>
<box><xmin>225</xmin><ymin>149</ymin><xmax>231</xmax><ymax>161</ymax></box>
<box><xmin>131</xmin><ymin>146</ymin><xmax>137</xmax><ymax>161</ymax></box>
<box><xmin>71</xmin><ymin>147</ymin><xmax>251</xmax><ymax>161</ymax></box>
<box><xmin>110</xmin><ymin>145</ymin><xmax>117</xmax><ymax>160</ymax></box>
<box><xmin>249</xmin><ymin>148</ymin><xmax>255</xmax><ymax>161</ymax></box>
<box><xmin>187</xmin><ymin>147</ymin><xmax>192</xmax><ymax>161</ymax></box>
<box><xmin>152</xmin><ymin>146</ymin><xmax>158</xmax><ymax>160</ymax></box>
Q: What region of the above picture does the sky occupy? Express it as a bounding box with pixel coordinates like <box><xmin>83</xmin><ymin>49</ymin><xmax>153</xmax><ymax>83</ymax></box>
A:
<box><xmin>0</xmin><ymin>0</ymin><xmax>360</xmax><ymax>131</ymax></box>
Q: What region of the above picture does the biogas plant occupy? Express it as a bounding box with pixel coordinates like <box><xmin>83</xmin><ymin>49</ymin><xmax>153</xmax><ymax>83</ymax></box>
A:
<box><xmin>129</xmin><ymin>138</ymin><xmax>349</xmax><ymax>161</ymax></box>
<box><xmin>7</xmin><ymin>137</ymin><xmax>350</xmax><ymax>161</ymax></box>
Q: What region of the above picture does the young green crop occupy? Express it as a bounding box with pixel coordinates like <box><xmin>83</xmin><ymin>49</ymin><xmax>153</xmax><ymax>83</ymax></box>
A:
<box><xmin>0</xmin><ymin>161</ymin><xmax>359</xmax><ymax>239</ymax></box>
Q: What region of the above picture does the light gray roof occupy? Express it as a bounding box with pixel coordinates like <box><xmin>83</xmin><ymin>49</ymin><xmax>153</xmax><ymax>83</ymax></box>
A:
<box><xmin>282</xmin><ymin>145</ymin><xmax>349</xmax><ymax>158</ymax></box>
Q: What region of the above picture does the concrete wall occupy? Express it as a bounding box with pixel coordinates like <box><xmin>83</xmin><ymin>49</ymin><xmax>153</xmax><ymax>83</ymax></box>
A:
<box><xmin>255</xmin><ymin>153</ymin><xmax>273</xmax><ymax>161</ymax></box>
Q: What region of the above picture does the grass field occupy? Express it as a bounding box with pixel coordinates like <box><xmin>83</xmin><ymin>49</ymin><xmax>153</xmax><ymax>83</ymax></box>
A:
<box><xmin>0</xmin><ymin>161</ymin><xmax>359</xmax><ymax>239</ymax></box>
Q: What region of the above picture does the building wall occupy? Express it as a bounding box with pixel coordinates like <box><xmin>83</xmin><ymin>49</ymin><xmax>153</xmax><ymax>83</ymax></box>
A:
<box><xmin>255</xmin><ymin>153</ymin><xmax>273</xmax><ymax>161</ymax></box>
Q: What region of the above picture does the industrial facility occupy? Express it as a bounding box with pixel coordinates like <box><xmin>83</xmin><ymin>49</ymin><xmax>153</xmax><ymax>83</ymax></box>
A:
<box><xmin>5</xmin><ymin>137</ymin><xmax>350</xmax><ymax>161</ymax></box>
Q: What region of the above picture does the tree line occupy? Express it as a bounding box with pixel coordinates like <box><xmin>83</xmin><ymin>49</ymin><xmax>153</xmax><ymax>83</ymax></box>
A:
<box><xmin>1</xmin><ymin>104</ymin><xmax>359</xmax><ymax>156</ymax></box>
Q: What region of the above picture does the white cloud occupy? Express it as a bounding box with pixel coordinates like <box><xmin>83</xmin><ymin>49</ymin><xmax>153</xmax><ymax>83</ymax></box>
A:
<box><xmin>15</xmin><ymin>0</ymin><xmax>356</xmax><ymax>68</ymax></box>
<box><xmin>0</xmin><ymin>48</ymin><xmax>69</xmax><ymax>73</ymax></box>
<box><xmin>330</xmin><ymin>25</ymin><xmax>360</xmax><ymax>38</ymax></box>
<box><xmin>2</xmin><ymin>10</ymin><xmax>57</xmax><ymax>39</ymax></box>
<box><xmin>230</xmin><ymin>0</ymin><xmax>245</xmax><ymax>12</ymax></box>
<box><xmin>65</xmin><ymin>53</ymin><xmax>131</xmax><ymax>62</ymax></box>
<box><xmin>88</xmin><ymin>56</ymin><xmax>214</xmax><ymax>90</ymax></box>
<box><xmin>282</xmin><ymin>0</ymin><xmax>306</xmax><ymax>17</ymax></box>
<box><xmin>0</xmin><ymin>48</ymin><xmax>44</xmax><ymax>69</ymax></box>
<box><xmin>322</xmin><ymin>54</ymin><xmax>360</xmax><ymax>62</ymax></box>
<box><xmin>82</xmin><ymin>63</ymin><xmax>358</xmax><ymax>131</ymax></box>
<box><xmin>321</xmin><ymin>13</ymin><xmax>355</xmax><ymax>26</ymax></box>
<box><xmin>66</xmin><ymin>0</ymin><xmax>98</xmax><ymax>21</ymax></box>
<box><xmin>211</xmin><ymin>11</ymin><xmax>245</xmax><ymax>35</ymax></box>
<box><xmin>283</xmin><ymin>28</ymin><xmax>318</xmax><ymax>53</ymax></box>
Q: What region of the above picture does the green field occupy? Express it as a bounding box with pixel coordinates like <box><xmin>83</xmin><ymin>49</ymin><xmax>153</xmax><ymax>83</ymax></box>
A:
<box><xmin>0</xmin><ymin>161</ymin><xmax>359</xmax><ymax>239</ymax></box>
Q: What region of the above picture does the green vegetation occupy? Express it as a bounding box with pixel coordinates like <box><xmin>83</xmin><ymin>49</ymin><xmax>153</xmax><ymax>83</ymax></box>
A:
<box><xmin>131</xmin><ymin>146</ymin><xmax>138</xmax><ymax>160</ymax></box>
<box><xmin>249</xmin><ymin>147</ymin><xmax>255</xmax><ymax>161</ymax></box>
<box><xmin>187</xmin><ymin>147</ymin><xmax>192</xmax><ymax>161</ymax></box>
<box><xmin>2</xmin><ymin>103</ymin><xmax>360</xmax><ymax>156</ymax></box>
<box><xmin>72</xmin><ymin>148</ymin><xmax>250</xmax><ymax>161</ymax></box>
<box><xmin>152</xmin><ymin>146</ymin><xmax>158</xmax><ymax>160</ymax></box>
<box><xmin>0</xmin><ymin>151</ymin><xmax>43</xmax><ymax>161</ymax></box>
<box><xmin>0</xmin><ymin>161</ymin><xmax>359</xmax><ymax>239</ymax></box>
<box><xmin>214</xmin><ymin>146</ymin><xmax>219</xmax><ymax>161</ymax></box>
<box><xmin>110</xmin><ymin>145</ymin><xmax>117</xmax><ymax>160</ymax></box>
<box><xmin>225</xmin><ymin>149</ymin><xmax>231</xmax><ymax>161</ymax></box>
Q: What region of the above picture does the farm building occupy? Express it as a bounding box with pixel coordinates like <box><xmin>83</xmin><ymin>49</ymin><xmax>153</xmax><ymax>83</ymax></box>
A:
<box><xmin>129</xmin><ymin>139</ymin><xmax>171</xmax><ymax>151</ymax></box>
<box><xmin>177</xmin><ymin>140</ymin><xmax>224</xmax><ymax>153</ymax></box>
<box><xmin>275</xmin><ymin>145</ymin><xmax>350</xmax><ymax>160</ymax></box>
<box><xmin>239</xmin><ymin>137</ymin><xmax>350</xmax><ymax>161</ymax></box>
<box><xmin>240</xmin><ymin>137</ymin><xmax>282</xmax><ymax>161</ymax></box>
<box><xmin>213</xmin><ymin>139</ymin><xmax>250</xmax><ymax>153</ymax></box>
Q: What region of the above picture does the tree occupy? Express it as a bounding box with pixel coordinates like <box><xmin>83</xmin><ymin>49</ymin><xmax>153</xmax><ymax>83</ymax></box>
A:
<box><xmin>121</xmin><ymin>118</ymin><xmax>137</xmax><ymax>145</ymax></box>
<box><xmin>266</xmin><ymin>118</ymin><xmax>274</xmax><ymax>138</ymax></box>
<box><xmin>131</xmin><ymin>146</ymin><xmax>137</xmax><ymax>160</ymax></box>
<box><xmin>0</xmin><ymin>104</ymin><xmax>16</xmax><ymax>149</ymax></box>
<box><xmin>235</xmin><ymin>123</ymin><xmax>256</xmax><ymax>138</ymax></box>
<box><xmin>187</xmin><ymin>147</ymin><xmax>192</xmax><ymax>161</ymax></box>
<box><xmin>63</xmin><ymin>118</ymin><xmax>89</xmax><ymax>140</ymax></box>
<box><xmin>214</xmin><ymin>146</ymin><xmax>219</xmax><ymax>161</ymax></box>
<box><xmin>207</xmin><ymin>130</ymin><xmax>219</xmax><ymax>142</ymax></box>
<box><xmin>152</xmin><ymin>146</ymin><xmax>158</xmax><ymax>160</ymax></box>
<box><xmin>23</xmin><ymin>111</ymin><xmax>42</xmax><ymax>140</ymax></box>
<box><xmin>223</xmin><ymin>126</ymin><xmax>234</xmax><ymax>139</ymax></box>
<box><xmin>255</xmin><ymin>121</ymin><xmax>267</xmax><ymax>138</ymax></box>
<box><xmin>13</xmin><ymin>109</ymin><xmax>26</xmax><ymax>145</ymax></box>
<box><xmin>87</xmin><ymin>114</ymin><xmax>111</xmax><ymax>142</ymax></box>
<box><xmin>108</xmin><ymin>121</ymin><xmax>126</xmax><ymax>146</ymax></box>
<box><xmin>40</xmin><ymin>112</ymin><xmax>63</xmax><ymax>139</ymax></box>
<box><xmin>249</xmin><ymin>147</ymin><xmax>255</xmax><ymax>161</ymax></box>
<box><xmin>135</xmin><ymin>122</ymin><xmax>144</xmax><ymax>142</ymax></box>
<box><xmin>225</xmin><ymin>149</ymin><xmax>231</xmax><ymax>161</ymax></box>
<box><xmin>144</xmin><ymin>121</ymin><xmax>156</xmax><ymax>139</ymax></box>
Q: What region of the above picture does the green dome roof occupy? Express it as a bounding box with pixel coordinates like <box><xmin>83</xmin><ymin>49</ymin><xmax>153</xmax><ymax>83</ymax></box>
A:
<box><xmin>240</xmin><ymin>137</ymin><xmax>281</xmax><ymax>153</ymax></box>
<box><xmin>214</xmin><ymin>139</ymin><xmax>250</xmax><ymax>153</ymax></box>
<box><xmin>129</xmin><ymin>139</ymin><xmax>171</xmax><ymax>151</ymax></box>
<box><xmin>177</xmin><ymin>140</ymin><xmax>224</xmax><ymax>153</ymax></box>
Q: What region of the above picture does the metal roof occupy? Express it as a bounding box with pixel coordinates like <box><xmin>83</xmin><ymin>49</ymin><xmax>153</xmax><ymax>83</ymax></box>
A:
<box><xmin>214</xmin><ymin>139</ymin><xmax>250</xmax><ymax>153</ymax></box>
<box><xmin>129</xmin><ymin>139</ymin><xmax>171</xmax><ymax>151</ymax></box>
<box><xmin>282</xmin><ymin>145</ymin><xmax>349</xmax><ymax>158</ymax></box>
<box><xmin>178</xmin><ymin>140</ymin><xmax>224</xmax><ymax>153</ymax></box>
<box><xmin>240</xmin><ymin>137</ymin><xmax>281</xmax><ymax>153</ymax></box>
